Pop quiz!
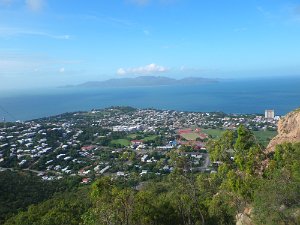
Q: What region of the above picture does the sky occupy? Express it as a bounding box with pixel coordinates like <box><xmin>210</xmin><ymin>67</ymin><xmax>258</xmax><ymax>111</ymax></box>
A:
<box><xmin>1</xmin><ymin>0</ymin><xmax>300</xmax><ymax>89</ymax></box>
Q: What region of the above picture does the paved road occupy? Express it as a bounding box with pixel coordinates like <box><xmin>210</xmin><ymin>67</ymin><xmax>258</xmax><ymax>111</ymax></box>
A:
<box><xmin>0</xmin><ymin>167</ymin><xmax>13</xmax><ymax>172</ymax></box>
<box><xmin>191</xmin><ymin>153</ymin><xmax>211</xmax><ymax>172</ymax></box>
<box><xmin>201</xmin><ymin>153</ymin><xmax>211</xmax><ymax>169</ymax></box>
<box><xmin>0</xmin><ymin>167</ymin><xmax>60</xmax><ymax>175</ymax></box>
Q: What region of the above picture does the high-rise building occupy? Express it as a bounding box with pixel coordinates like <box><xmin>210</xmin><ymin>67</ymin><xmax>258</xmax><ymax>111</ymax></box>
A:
<box><xmin>265</xmin><ymin>110</ymin><xmax>275</xmax><ymax>119</ymax></box>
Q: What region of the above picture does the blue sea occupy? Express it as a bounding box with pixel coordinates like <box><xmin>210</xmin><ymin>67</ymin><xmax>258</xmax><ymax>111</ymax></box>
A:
<box><xmin>0</xmin><ymin>77</ymin><xmax>300</xmax><ymax>121</ymax></box>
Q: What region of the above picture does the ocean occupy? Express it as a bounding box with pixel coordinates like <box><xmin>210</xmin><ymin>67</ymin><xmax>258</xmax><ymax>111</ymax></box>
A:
<box><xmin>0</xmin><ymin>77</ymin><xmax>300</xmax><ymax>121</ymax></box>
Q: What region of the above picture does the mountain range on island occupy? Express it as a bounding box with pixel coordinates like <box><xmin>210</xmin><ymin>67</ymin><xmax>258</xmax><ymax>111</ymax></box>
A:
<box><xmin>69</xmin><ymin>76</ymin><xmax>218</xmax><ymax>88</ymax></box>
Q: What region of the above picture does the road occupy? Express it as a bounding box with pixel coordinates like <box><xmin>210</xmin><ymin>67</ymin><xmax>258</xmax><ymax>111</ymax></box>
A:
<box><xmin>191</xmin><ymin>153</ymin><xmax>211</xmax><ymax>172</ymax></box>
<box><xmin>0</xmin><ymin>167</ymin><xmax>61</xmax><ymax>175</ymax></box>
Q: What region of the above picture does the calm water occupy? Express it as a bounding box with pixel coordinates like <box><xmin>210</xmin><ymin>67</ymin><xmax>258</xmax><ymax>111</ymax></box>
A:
<box><xmin>0</xmin><ymin>77</ymin><xmax>300</xmax><ymax>121</ymax></box>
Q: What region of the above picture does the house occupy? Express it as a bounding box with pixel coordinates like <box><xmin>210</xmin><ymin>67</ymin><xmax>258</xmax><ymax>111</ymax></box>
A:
<box><xmin>140</xmin><ymin>170</ymin><xmax>148</xmax><ymax>175</ymax></box>
<box><xmin>131</xmin><ymin>140</ymin><xmax>144</xmax><ymax>145</ymax></box>
<box><xmin>141</xmin><ymin>154</ymin><xmax>148</xmax><ymax>162</ymax></box>
<box><xmin>81</xmin><ymin>145</ymin><xmax>95</xmax><ymax>151</ymax></box>
<box><xmin>117</xmin><ymin>171</ymin><xmax>125</xmax><ymax>176</ymax></box>
<box><xmin>81</xmin><ymin>178</ymin><xmax>91</xmax><ymax>184</ymax></box>
<box><xmin>99</xmin><ymin>166</ymin><xmax>110</xmax><ymax>174</ymax></box>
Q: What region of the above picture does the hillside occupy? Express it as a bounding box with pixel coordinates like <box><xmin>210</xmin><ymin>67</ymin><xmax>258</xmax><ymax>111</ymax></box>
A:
<box><xmin>266</xmin><ymin>108</ymin><xmax>300</xmax><ymax>153</ymax></box>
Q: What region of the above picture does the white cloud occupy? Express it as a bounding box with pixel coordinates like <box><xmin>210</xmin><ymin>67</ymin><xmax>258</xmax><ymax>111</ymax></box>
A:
<box><xmin>0</xmin><ymin>27</ymin><xmax>71</xmax><ymax>40</ymax></box>
<box><xmin>117</xmin><ymin>63</ymin><xmax>168</xmax><ymax>76</ymax></box>
<box><xmin>117</xmin><ymin>68</ymin><xmax>126</xmax><ymax>75</ymax></box>
<box><xmin>26</xmin><ymin>0</ymin><xmax>45</xmax><ymax>12</ymax></box>
<box><xmin>0</xmin><ymin>50</ymin><xmax>82</xmax><ymax>78</ymax></box>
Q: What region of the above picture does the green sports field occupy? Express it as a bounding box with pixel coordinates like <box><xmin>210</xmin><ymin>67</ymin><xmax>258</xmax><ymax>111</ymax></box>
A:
<box><xmin>180</xmin><ymin>133</ymin><xmax>201</xmax><ymax>141</ymax></box>
<box><xmin>142</xmin><ymin>135</ymin><xmax>158</xmax><ymax>141</ymax></box>
<box><xmin>202</xmin><ymin>129</ymin><xmax>225</xmax><ymax>139</ymax></box>
<box><xmin>110</xmin><ymin>139</ymin><xmax>131</xmax><ymax>146</ymax></box>
<box><xmin>201</xmin><ymin>128</ymin><xmax>277</xmax><ymax>146</ymax></box>
<box><xmin>253</xmin><ymin>130</ymin><xmax>277</xmax><ymax>146</ymax></box>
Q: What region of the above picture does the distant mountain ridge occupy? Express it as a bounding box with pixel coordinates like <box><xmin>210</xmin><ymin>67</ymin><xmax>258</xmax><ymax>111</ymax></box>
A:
<box><xmin>75</xmin><ymin>76</ymin><xmax>218</xmax><ymax>88</ymax></box>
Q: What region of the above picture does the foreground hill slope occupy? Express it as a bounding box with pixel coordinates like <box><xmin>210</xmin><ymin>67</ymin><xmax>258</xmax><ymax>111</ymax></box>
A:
<box><xmin>2</xmin><ymin>108</ymin><xmax>300</xmax><ymax>225</ymax></box>
<box><xmin>267</xmin><ymin>108</ymin><xmax>300</xmax><ymax>152</ymax></box>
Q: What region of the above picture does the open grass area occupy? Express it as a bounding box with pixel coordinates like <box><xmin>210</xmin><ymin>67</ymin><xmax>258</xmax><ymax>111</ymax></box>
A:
<box><xmin>180</xmin><ymin>133</ymin><xmax>201</xmax><ymax>141</ymax></box>
<box><xmin>110</xmin><ymin>139</ymin><xmax>131</xmax><ymax>146</ymax></box>
<box><xmin>201</xmin><ymin>128</ymin><xmax>277</xmax><ymax>146</ymax></box>
<box><xmin>201</xmin><ymin>129</ymin><xmax>225</xmax><ymax>139</ymax></box>
<box><xmin>143</xmin><ymin>135</ymin><xmax>158</xmax><ymax>141</ymax></box>
<box><xmin>127</xmin><ymin>134</ymin><xmax>158</xmax><ymax>142</ymax></box>
<box><xmin>127</xmin><ymin>134</ymin><xmax>138</xmax><ymax>139</ymax></box>
<box><xmin>253</xmin><ymin>130</ymin><xmax>277</xmax><ymax>146</ymax></box>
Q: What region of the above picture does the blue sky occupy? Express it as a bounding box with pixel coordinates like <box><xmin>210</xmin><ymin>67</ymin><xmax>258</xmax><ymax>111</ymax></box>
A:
<box><xmin>1</xmin><ymin>0</ymin><xmax>300</xmax><ymax>89</ymax></box>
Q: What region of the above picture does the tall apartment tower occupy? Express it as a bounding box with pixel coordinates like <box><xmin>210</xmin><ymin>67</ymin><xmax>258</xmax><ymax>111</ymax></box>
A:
<box><xmin>265</xmin><ymin>110</ymin><xmax>275</xmax><ymax>119</ymax></box>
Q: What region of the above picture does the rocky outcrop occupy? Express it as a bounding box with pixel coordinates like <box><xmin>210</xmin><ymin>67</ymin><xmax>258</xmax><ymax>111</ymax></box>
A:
<box><xmin>266</xmin><ymin>108</ymin><xmax>300</xmax><ymax>153</ymax></box>
<box><xmin>236</xmin><ymin>207</ymin><xmax>254</xmax><ymax>225</ymax></box>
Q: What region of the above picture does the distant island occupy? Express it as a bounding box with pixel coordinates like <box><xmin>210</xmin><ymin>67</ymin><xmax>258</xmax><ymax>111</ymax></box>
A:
<box><xmin>67</xmin><ymin>76</ymin><xmax>218</xmax><ymax>88</ymax></box>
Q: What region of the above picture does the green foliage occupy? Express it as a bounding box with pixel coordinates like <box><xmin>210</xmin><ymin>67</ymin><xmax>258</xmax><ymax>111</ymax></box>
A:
<box><xmin>110</xmin><ymin>139</ymin><xmax>131</xmax><ymax>147</ymax></box>
<box><xmin>77</xmin><ymin>127</ymin><xmax>111</xmax><ymax>144</ymax></box>
<box><xmin>252</xmin><ymin>130</ymin><xmax>277</xmax><ymax>146</ymax></box>
<box><xmin>83</xmin><ymin>177</ymin><xmax>136</xmax><ymax>225</ymax></box>
<box><xmin>253</xmin><ymin>169</ymin><xmax>300</xmax><ymax>225</ymax></box>
<box><xmin>202</xmin><ymin>128</ymin><xmax>225</xmax><ymax>139</ymax></box>
<box><xmin>234</xmin><ymin>125</ymin><xmax>256</xmax><ymax>153</ymax></box>
<box><xmin>133</xmin><ymin>184</ymin><xmax>179</xmax><ymax>225</ymax></box>
<box><xmin>232</xmin><ymin>125</ymin><xmax>265</xmax><ymax>172</ymax></box>
<box><xmin>4</xmin><ymin>187</ymin><xmax>91</xmax><ymax>225</ymax></box>
<box><xmin>206</xmin><ymin>130</ymin><xmax>235</xmax><ymax>163</ymax></box>
<box><xmin>253</xmin><ymin>142</ymin><xmax>300</xmax><ymax>224</ymax></box>
<box><xmin>208</xmin><ymin>192</ymin><xmax>236</xmax><ymax>225</ymax></box>
<box><xmin>0</xmin><ymin>171</ymin><xmax>80</xmax><ymax>224</ymax></box>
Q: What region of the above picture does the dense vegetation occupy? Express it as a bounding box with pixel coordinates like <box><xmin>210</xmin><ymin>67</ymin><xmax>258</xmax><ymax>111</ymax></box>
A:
<box><xmin>2</xmin><ymin>125</ymin><xmax>299</xmax><ymax>225</ymax></box>
<box><xmin>4</xmin><ymin>187</ymin><xmax>91</xmax><ymax>225</ymax></box>
<box><xmin>0</xmin><ymin>171</ymin><xmax>81</xmax><ymax>224</ymax></box>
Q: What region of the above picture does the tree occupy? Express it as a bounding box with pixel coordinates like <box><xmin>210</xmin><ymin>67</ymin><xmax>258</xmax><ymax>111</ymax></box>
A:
<box><xmin>206</xmin><ymin>130</ymin><xmax>235</xmax><ymax>163</ymax></box>
<box><xmin>253</xmin><ymin>169</ymin><xmax>300</xmax><ymax>225</ymax></box>
<box><xmin>234</xmin><ymin>125</ymin><xmax>255</xmax><ymax>153</ymax></box>
<box><xmin>168</xmin><ymin>173</ymin><xmax>205</xmax><ymax>225</ymax></box>
<box><xmin>253</xmin><ymin>142</ymin><xmax>300</xmax><ymax>224</ymax></box>
<box><xmin>4</xmin><ymin>187</ymin><xmax>91</xmax><ymax>225</ymax></box>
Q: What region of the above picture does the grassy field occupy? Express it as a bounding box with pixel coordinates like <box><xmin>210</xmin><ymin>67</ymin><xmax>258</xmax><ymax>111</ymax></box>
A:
<box><xmin>202</xmin><ymin>129</ymin><xmax>225</xmax><ymax>139</ymax></box>
<box><xmin>110</xmin><ymin>139</ymin><xmax>131</xmax><ymax>146</ymax></box>
<box><xmin>110</xmin><ymin>135</ymin><xmax>159</xmax><ymax>146</ymax></box>
<box><xmin>127</xmin><ymin>134</ymin><xmax>158</xmax><ymax>142</ymax></box>
<box><xmin>127</xmin><ymin>134</ymin><xmax>137</xmax><ymax>139</ymax></box>
<box><xmin>253</xmin><ymin>130</ymin><xmax>277</xmax><ymax>146</ymax></box>
<box><xmin>143</xmin><ymin>135</ymin><xmax>158</xmax><ymax>141</ymax></box>
<box><xmin>180</xmin><ymin>133</ymin><xmax>201</xmax><ymax>141</ymax></box>
<box><xmin>201</xmin><ymin>128</ymin><xmax>277</xmax><ymax>146</ymax></box>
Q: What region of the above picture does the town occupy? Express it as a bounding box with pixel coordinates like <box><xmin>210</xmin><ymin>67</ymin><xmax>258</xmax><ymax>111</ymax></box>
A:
<box><xmin>0</xmin><ymin>107</ymin><xmax>278</xmax><ymax>184</ymax></box>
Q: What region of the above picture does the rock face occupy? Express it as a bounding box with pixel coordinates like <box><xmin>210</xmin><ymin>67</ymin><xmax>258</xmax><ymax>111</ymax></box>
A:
<box><xmin>236</xmin><ymin>208</ymin><xmax>254</xmax><ymax>225</ymax></box>
<box><xmin>266</xmin><ymin>109</ymin><xmax>300</xmax><ymax>153</ymax></box>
